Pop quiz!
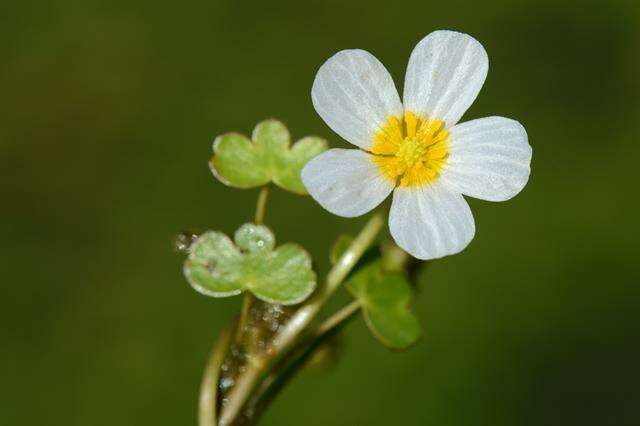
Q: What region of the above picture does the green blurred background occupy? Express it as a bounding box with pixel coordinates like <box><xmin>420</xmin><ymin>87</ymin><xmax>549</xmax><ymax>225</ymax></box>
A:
<box><xmin>2</xmin><ymin>0</ymin><xmax>639</xmax><ymax>424</ymax></box>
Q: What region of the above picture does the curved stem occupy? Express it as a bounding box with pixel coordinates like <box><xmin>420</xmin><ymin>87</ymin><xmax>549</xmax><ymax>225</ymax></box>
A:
<box><xmin>218</xmin><ymin>212</ymin><xmax>385</xmax><ymax>425</ymax></box>
<box><xmin>254</xmin><ymin>186</ymin><xmax>269</xmax><ymax>224</ymax></box>
<box><xmin>199</xmin><ymin>323</ymin><xmax>234</xmax><ymax>426</ymax></box>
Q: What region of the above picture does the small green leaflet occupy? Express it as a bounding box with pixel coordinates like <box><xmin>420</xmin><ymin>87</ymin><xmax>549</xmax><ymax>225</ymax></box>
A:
<box><xmin>184</xmin><ymin>223</ymin><xmax>316</xmax><ymax>305</ymax></box>
<box><xmin>346</xmin><ymin>262</ymin><xmax>421</xmax><ymax>350</ymax></box>
<box><xmin>210</xmin><ymin>119</ymin><xmax>327</xmax><ymax>194</ymax></box>
<box><xmin>330</xmin><ymin>235</ymin><xmax>421</xmax><ymax>349</ymax></box>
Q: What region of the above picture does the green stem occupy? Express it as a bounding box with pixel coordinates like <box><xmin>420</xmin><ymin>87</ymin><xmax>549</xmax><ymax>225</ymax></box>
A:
<box><xmin>254</xmin><ymin>186</ymin><xmax>269</xmax><ymax>224</ymax></box>
<box><xmin>218</xmin><ymin>212</ymin><xmax>385</xmax><ymax>425</ymax></box>
<box><xmin>315</xmin><ymin>300</ymin><xmax>361</xmax><ymax>336</ymax></box>
<box><xmin>199</xmin><ymin>322</ymin><xmax>234</xmax><ymax>426</ymax></box>
<box><xmin>380</xmin><ymin>240</ymin><xmax>411</xmax><ymax>272</ymax></box>
<box><xmin>235</xmin><ymin>293</ymin><xmax>252</xmax><ymax>345</ymax></box>
<box><xmin>216</xmin><ymin>186</ymin><xmax>271</xmax><ymax>425</ymax></box>
<box><xmin>234</xmin><ymin>186</ymin><xmax>270</xmax><ymax>347</ymax></box>
<box><xmin>271</xmin><ymin>212</ymin><xmax>384</xmax><ymax>352</ymax></box>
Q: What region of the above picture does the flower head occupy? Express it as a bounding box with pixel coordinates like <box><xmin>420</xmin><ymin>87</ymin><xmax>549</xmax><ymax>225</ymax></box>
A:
<box><xmin>302</xmin><ymin>30</ymin><xmax>532</xmax><ymax>260</ymax></box>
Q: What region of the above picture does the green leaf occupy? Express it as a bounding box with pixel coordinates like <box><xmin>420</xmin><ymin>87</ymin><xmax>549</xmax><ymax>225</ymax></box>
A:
<box><xmin>209</xmin><ymin>119</ymin><xmax>327</xmax><ymax>194</ymax></box>
<box><xmin>347</xmin><ymin>262</ymin><xmax>421</xmax><ymax>350</ymax></box>
<box><xmin>184</xmin><ymin>224</ymin><xmax>316</xmax><ymax>305</ymax></box>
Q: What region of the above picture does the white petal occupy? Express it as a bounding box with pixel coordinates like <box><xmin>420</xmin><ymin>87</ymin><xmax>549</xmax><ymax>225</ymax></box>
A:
<box><xmin>403</xmin><ymin>30</ymin><xmax>488</xmax><ymax>127</ymax></box>
<box><xmin>389</xmin><ymin>183</ymin><xmax>475</xmax><ymax>260</ymax></box>
<box><xmin>312</xmin><ymin>49</ymin><xmax>403</xmax><ymax>150</ymax></box>
<box><xmin>301</xmin><ymin>149</ymin><xmax>394</xmax><ymax>218</ymax></box>
<box><xmin>440</xmin><ymin>117</ymin><xmax>532</xmax><ymax>202</ymax></box>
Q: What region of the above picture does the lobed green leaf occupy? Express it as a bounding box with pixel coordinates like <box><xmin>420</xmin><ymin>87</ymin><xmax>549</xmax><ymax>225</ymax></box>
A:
<box><xmin>184</xmin><ymin>224</ymin><xmax>316</xmax><ymax>305</ymax></box>
<box><xmin>209</xmin><ymin>119</ymin><xmax>327</xmax><ymax>194</ymax></box>
<box><xmin>347</xmin><ymin>262</ymin><xmax>421</xmax><ymax>350</ymax></box>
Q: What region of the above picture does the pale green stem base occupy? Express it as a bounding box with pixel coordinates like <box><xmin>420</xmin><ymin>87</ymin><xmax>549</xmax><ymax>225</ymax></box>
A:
<box><xmin>199</xmin><ymin>323</ymin><xmax>234</xmax><ymax>426</ymax></box>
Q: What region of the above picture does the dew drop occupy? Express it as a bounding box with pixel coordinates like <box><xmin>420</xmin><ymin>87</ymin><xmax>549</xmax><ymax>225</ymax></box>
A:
<box><xmin>173</xmin><ymin>230</ymin><xmax>202</xmax><ymax>254</ymax></box>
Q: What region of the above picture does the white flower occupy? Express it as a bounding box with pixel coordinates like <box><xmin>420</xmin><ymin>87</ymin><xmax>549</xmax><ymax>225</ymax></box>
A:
<box><xmin>301</xmin><ymin>30</ymin><xmax>532</xmax><ymax>260</ymax></box>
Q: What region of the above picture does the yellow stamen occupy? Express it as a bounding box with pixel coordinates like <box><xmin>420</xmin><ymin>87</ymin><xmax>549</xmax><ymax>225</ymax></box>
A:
<box><xmin>372</xmin><ymin>112</ymin><xmax>449</xmax><ymax>187</ymax></box>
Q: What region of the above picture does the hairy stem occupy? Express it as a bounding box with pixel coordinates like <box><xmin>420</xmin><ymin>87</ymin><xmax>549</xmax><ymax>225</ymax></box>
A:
<box><xmin>199</xmin><ymin>323</ymin><xmax>234</xmax><ymax>426</ymax></box>
<box><xmin>218</xmin><ymin>212</ymin><xmax>385</xmax><ymax>425</ymax></box>
<box><xmin>243</xmin><ymin>301</ymin><xmax>361</xmax><ymax>422</ymax></box>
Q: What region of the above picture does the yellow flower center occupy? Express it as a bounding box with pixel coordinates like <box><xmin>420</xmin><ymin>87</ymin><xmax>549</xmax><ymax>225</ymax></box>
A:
<box><xmin>396</xmin><ymin>137</ymin><xmax>426</xmax><ymax>168</ymax></box>
<box><xmin>371</xmin><ymin>112</ymin><xmax>449</xmax><ymax>187</ymax></box>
